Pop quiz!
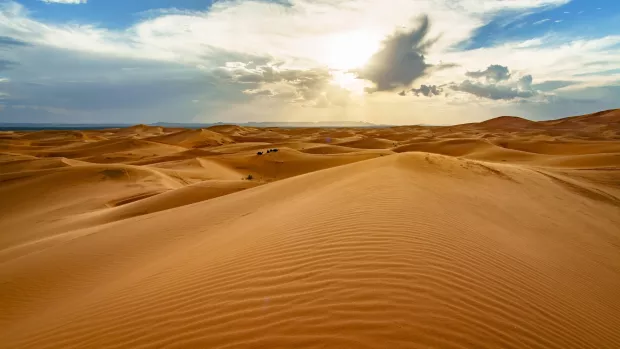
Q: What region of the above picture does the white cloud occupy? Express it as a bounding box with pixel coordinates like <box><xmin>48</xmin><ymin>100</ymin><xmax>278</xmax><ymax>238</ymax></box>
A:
<box><xmin>466</xmin><ymin>65</ymin><xmax>511</xmax><ymax>82</ymax></box>
<box><xmin>533</xmin><ymin>19</ymin><xmax>550</xmax><ymax>24</ymax></box>
<box><xmin>436</xmin><ymin>35</ymin><xmax>620</xmax><ymax>88</ymax></box>
<box><xmin>0</xmin><ymin>0</ymin><xmax>571</xmax><ymax>67</ymax></box>
<box><xmin>40</xmin><ymin>0</ymin><xmax>87</xmax><ymax>3</ymax></box>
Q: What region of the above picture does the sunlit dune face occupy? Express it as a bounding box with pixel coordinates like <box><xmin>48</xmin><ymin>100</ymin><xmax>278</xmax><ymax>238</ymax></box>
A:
<box><xmin>323</xmin><ymin>30</ymin><xmax>380</xmax><ymax>71</ymax></box>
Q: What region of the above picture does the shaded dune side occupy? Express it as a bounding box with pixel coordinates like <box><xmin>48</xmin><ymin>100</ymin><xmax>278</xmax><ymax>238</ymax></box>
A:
<box><xmin>0</xmin><ymin>164</ymin><xmax>185</xmax><ymax>249</ymax></box>
<box><xmin>76</xmin><ymin>179</ymin><xmax>262</xmax><ymax>225</ymax></box>
<box><xmin>1</xmin><ymin>153</ymin><xmax>619</xmax><ymax>349</ymax></box>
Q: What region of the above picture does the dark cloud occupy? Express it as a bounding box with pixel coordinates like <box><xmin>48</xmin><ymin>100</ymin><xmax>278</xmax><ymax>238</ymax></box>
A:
<box><xmin>0</xmin><ymin>59</ymin><xmax>17</xmax><ymax>71</ymax></box>
<box><xmin>0</xmin><ymin>36</ymin><xmax>29</xmax><ymax>48</ymax></box>
<box><xmin>409</xmin><ymin>84</ymin><xmax>443</xmax><ymax>97</ymax></box>
<box><xmin>355</xmin><ymin>15</ymin><xmax>436</xmax><ymax>92</ymax></box>
<box><xmin>449</xmin><ymin>79</ymin><xmax>536</xmax><ymax>100</ymax></box>
<box><xmin>411</xmin><ymin>64</ymin><xmax>542</xmax><ymax>101</ymax></box>
<box><xmin>465</xmin><ymin>64</ymin><xmax>511</xmax><ymax>82</ymax></box>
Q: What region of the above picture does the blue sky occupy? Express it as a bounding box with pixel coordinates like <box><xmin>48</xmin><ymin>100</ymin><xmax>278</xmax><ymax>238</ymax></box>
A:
<box><xmin>17</xmin><ymin>0</ymin><xmax>214</xmax><ymax>28</ymax></box>
<box><xmin>0</xmin><ymin>0</ymin><xmax>619</xmax><ymax>125</ymax></box>
<box><xmin>462</xmin><ymin>0</ymin><xmax>620</xmax><ymax>49</ymax></box>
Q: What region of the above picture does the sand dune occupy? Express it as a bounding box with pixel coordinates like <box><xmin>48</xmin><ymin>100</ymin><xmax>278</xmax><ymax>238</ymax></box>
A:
<box><xmin>1</xmin><ymin>110</ymin><xmax>620</xmax><ymax>349</ymax></box>
<box><xmin>148</xmin><ymin>129</ymin><xmax>234</xmax><ymax>148</ymax></box>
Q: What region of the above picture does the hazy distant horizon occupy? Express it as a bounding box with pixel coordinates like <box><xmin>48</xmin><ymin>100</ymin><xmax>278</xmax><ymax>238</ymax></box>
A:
<box><xmin>1</xmin><ymin>108</ymin><xmax>617</xmax><ymax>130</ymax></box>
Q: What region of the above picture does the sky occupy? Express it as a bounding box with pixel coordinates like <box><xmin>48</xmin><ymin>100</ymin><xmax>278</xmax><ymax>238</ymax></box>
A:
<box><xmin>0</xmin><ymin>0</ymin><xmax>618</xmax><ymax>125</ymax></box>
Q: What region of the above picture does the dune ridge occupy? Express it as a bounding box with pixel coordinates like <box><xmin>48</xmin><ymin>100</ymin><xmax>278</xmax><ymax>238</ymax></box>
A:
<box><xmin>1</xmin><ymin>110</ymin><xmax>619</xmax><ymax>349</ymax></box>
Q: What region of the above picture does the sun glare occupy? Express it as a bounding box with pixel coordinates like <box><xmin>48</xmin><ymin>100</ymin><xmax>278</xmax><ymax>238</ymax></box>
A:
<box><xmin>330</xmin><ymin>71</ymin><xmax>368</xmax><ymax>95</ymax></box>
<box><xmin>324</xmin><ymin>30</ymin><xmax>380</xmax><ymax>71</ymax></box>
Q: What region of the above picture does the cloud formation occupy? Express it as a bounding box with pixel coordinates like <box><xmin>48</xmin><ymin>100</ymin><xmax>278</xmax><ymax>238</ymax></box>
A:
<box><xmin>465</xmin><ymin>64</ymin><xmax>511</xmax><ymax>82</ymax></box>
<box><xmin>0</xmin><ymin>59</ymin><xmax>17</xmax><ymax>71</ymax></box>
<box><xmin>533</xmin><ymin>19</ymin><xmax>550</xmax><ymax>25</ymax></box>
<box><xmin>405</xmin><ymin>65</ymin><xmax>542</xmax><ymax>101</ymax></box>
<box><xmin>0</xmin><ymin>36</ymin><xmax>29</xmax><ymax>47</ymax></box>
<box><xmin>449</xmin><ymin>79</ymin><xmax>536</xmax><ymax>100</ymax></box>
<box><xmin>355</xmin><ymin>16</ymin><xmax>435</xmax><ymax>92</ymax></box>
<box><xmin>404</xmin><ymin>84</ymin><xmax>443</xmax><ymax>97</ymax></box>
<box><xmin>0</xmin><ymin>0</ymin><xmax>616</xmax><ymax>124</ymax></box>
<box><xmin>40</xmin><ymin>0</ymin><xmax>87</xmax><ymax>4</ymax></box>
<box><xmin>216</xmin><ymin>62</ymin><xmax>353</xmax><ymax>107</ymax></box>
<box><xmin>532</xmin><ymin>80</ymin><xmax>576</xmax><ymax>91</ymax></box>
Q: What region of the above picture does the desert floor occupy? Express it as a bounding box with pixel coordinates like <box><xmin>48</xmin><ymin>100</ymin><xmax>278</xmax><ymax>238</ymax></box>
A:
<box><xmin>1</xmin><ymin>110</ymin><xmax>620</xmax><ymax>349</ymax></box>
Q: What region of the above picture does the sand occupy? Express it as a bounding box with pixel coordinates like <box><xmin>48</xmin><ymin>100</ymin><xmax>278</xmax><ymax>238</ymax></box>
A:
<box><xmin>1</xmin><ymin>109</ymin><xmax>620</xmax><ymax>349</ymax></box>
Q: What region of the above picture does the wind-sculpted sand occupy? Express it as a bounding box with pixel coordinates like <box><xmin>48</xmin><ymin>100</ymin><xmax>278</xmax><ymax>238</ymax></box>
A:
<box><xmin>1</xmin><ymin>109</ymin><xmax>619</xmax><ymax>349</ymax></box>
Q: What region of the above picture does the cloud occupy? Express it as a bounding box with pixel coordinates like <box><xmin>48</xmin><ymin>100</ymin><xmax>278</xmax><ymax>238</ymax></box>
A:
<box><xmin>532</xmin><ymin>80</ymin><xmax>576</xmax><ymax>91</ymax></box>
<box><xmin>215</xmin><ymin>61</ymin><xmax>355</xmax><ymax>107</ymax></box>
<box><xmin>0</xmin><ymin>36</ymin><xmax>29</xmax><ymax>47</ymax></box>
<box><xmin>438</xmin><ymin>35</ymin><xmax>620</xmax><ymax>88</ymax></box>
<box><xmin>0</xmin><ymin>44</ymin><xmax>254</xmax><ymax>123</ymax></box>
<box><xmin>465</xmin><ymin>64</ymin><xmax>511</xmax><ymax>82</ymax></box>
<box><xmin>243</xmin><ymin>88</ymin><xmax>274</xmax><ymax>97</ymax></box>
<box><xmin>518</xmin><ymin>74</ymin><xmax>533</xmax><ymax>89</ymax></box>
<box><xmin>0</xmin><ymin>59</ymin><xmax>17</xmax><ymax>71</ymax></box>
<box><xmin>573</xmin><ymin>68</ymin><xmax>620</xmax><ymax>77</ymax></box>
<box><xmin>407</xmin><ymin>84</ymin><xmax>443</xmax><ymax>97</ymax></box>
<box><xmin>0</xmin><ymin>0</ymin><xmax>616</xmax><ymax>124</ymax></box>
<box><xmin>419</xmin><ymin>65</ymin><xmax>542</xmax><ymax>101</ymax></box>
<box><xmin>354</xmin><ymin>16</ymin><xmax>436</xmax><ymax>92</ymax></box>
<box><xmin>0</xmin><ymin>0</ymin><xmax>578</xmax><ymax>71</ymax></box>
<box><xmin>449</xmin><ymin>66</ymin><xmax>541</xmax><ymax>100</ymax></box>
<box><xmin>40</xmin><ymin>0</ymin><xmax>87</xmax><ymax>4</ymax></box>
<box><xmin>533</xmin><ymin>19</ymin><xmax>550</xmax><ymax>25</ymax></box>
<box><xmin>502</xmin><ymin>85</ymin><xmax>620</xmax><ymax>121</ymax></box>
<box><xmin>449</xmin><ymin>79</ymin><xmax>536</xmax><ymax>100</ymax></box>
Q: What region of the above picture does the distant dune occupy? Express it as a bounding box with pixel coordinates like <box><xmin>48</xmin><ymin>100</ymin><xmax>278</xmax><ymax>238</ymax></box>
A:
<box><xmin>1</xmin><ymin>109</ymin><xmax>619</xmax><ymax>349</ymax></box>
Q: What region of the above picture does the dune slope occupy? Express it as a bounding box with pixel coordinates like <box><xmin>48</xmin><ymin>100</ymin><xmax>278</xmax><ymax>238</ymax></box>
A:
<box><xmin>1</xmin><ymin>110</ymin><xmax>620</xmax><ymax>349</ymax></box>
<box><xmin>1</xmin><ymin>153</ymin><xmax>619</xmax><ymax>349</ymax></box>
